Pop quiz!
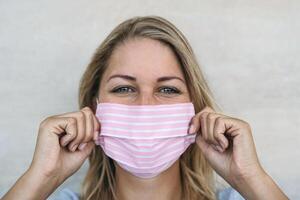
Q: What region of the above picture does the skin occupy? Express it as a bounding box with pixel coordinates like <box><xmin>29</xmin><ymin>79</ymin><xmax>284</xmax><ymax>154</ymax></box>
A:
<box><xmin>2</xmin><ymin>37</ymin><xmax>288</xmax><ymax>200</ymax></box>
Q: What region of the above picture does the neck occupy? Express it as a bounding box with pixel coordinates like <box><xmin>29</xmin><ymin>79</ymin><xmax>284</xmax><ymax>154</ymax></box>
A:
<box><xmin>115</xmin><ymin>160</ymin><xmax>182</xmax><ymax>200</ymax></box>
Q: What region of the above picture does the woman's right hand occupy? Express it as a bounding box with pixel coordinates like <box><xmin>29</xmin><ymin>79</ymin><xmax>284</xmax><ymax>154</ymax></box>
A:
<box><xmin>2</xmin><ymin>107</ymin><xmax>100</xmax><ymax>200</ymax></box>
<box><xmin>29</xmin><ymin>106</ymin><xmax>100</xmax><ymax>186</ymax></box>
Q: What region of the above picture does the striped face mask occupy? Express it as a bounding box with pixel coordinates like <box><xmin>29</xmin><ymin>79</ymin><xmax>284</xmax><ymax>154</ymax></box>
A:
<box><xmin>95</xmin><ymin>102</ymin><xmax>197</xmax><ymax>179</ymax></box>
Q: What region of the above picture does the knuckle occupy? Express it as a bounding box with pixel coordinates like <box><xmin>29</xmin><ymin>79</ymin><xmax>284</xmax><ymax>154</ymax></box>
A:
<box><xmin>39</xmin><ymin>116</ymin><xmax>54</xmax><ymax>129</ymax></box>
<box><xmin>67</xmin><ymin>117</ymin><xmax>77</xmax><ymax>126</ymax></box>
<box><xmin>207</xmin><ymin>113</ymin><xmax>215</xmax><ymax>121</ymax></box>
<box><xmin>77</xmin><ymin>111</ymin><xmax>85</xmax><ymax>120</ymax></box>
<box><xmin>86</xmin><ymin>112</ymin><xmax>94</xmax><ymax>121</ymax></box>
<box><xmin>200</xmin><ymin>113</ymin><xmax>207</xmax><ymax>121</ymax></box>
<box><xmin>82</xmin><ymin>106</ymin><xmax>94</xmax><ymax>115</ymax></box>
<box><xmin>193</xmin><ymin>113</ymin><xmax>201</xmax><ymax>122</ymax></box>
<box><xmin>239</xmin><ymin>119</ymin><xmax>251</xmax><ymax>129</ymax></box>
<box><xmin>191</xmin><ymin>115</ymin><xmax>198</xmax><ymax>124</ymax></box>
<box><xmin>82</xmin><ymin>106</ymin><xmax>91</xmax><ymax>111</ymax></box>
<box><xmin>39</xmin><ymin>118</ymin><xmax>49</xmax><ymax>128</ymax></box>
<box><xmin>215</xmin><ymin>117</ymin><xmax>222</xmax><ymax>126</ymax></box>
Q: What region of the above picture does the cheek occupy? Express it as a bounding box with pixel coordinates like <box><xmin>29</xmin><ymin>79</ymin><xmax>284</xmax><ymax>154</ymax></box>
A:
<box><xmin>184</xmin><ymin>88</ymin><xmax>192</xmax><ymax>102</ymax></box>
<box><xmin>97</xmin><ymin>85</ymin><xmax>110</xmax><ymax>102</ymax></box>
<box><xmin>177</xmin><ymin>94</ymin><xmax>191</xmax><ymax>102</ymax></box>
<box><xmin>185</xmin><ymin>94</ymin><xmax>192</xmax><ymax>102</ymax></box>
<box><xmin>177</xmin><ymin>90</ymin><xmax>191</xmax><ymax>102</ymax></box>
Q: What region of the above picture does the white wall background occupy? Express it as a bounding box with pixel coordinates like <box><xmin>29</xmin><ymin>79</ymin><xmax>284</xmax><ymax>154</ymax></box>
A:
<box><xmin>0</xmin><ymin>0</ymin><xmax>299</xmax><ymax>199</ymax></box>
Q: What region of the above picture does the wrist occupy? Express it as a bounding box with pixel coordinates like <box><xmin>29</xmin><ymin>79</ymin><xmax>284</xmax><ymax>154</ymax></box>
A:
<box><xmin>232</xmin><ymin>166</ymin><xmax>268</xmax><ymax>190</ymax></box>
<box><xmin>231</xmin><ymin>168</ymin><xmax>288</xmax><ymax>200</ymax></box>
<box><xmin>232</xmin><ymin>169</ymin><xmax>268</xmax><ymax>199</ymax></box>
<box><xmin>24</xmin><ymin>167</ymin><xmax>61</xmax><ymax>198</ymax></box>
<box><xmin>2</xmin><ymin>168</ymin><xmax>61</xmax><ymax>200</ymax></box>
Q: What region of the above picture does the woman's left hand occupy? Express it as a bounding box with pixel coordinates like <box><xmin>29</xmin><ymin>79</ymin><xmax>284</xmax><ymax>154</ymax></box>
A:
<box><xmin>188</xmin><ymin>106</ymin><xmax>265</xmax><ymax>187</ymax></box>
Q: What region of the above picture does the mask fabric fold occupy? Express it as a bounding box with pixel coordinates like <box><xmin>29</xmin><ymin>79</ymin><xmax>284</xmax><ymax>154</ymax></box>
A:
<box><xmin>95</xmin><ymin>102</ymin><xmax>197</xmax><ymax>179</ymax></box>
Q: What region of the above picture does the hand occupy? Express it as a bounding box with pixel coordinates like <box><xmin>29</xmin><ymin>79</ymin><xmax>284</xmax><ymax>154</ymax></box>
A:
<box><xmin>188</xmin><ymin>106</ymin><xmax>264</xmax><ymax>187</ymax></box>
<box><xmin>2</xmin><ymin>107</ymin><xmax>101</xmax><ymax>200</ymax></box>
<box><xmin>29</xmin><ymin>106</ymin><xmax>100</xmax><ymax>185</ymax></box>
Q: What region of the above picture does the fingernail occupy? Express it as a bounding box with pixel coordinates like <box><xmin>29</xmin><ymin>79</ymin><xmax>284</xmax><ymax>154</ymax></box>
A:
<box><xmin>220</xmin><ymin>141</ymin><xmax>226</xmax><ymax>150</ymax></box>
<box><xmin>78</xmin><ymin>143</ymin><xmax>87</xmax><ymax>151</ymax></box>
<box><xmin>71</xmin><ymin>144</ymin><xmax>78</xmax><ymax>152</ymax></box>
<box><xmin>212</xmin><ymin>144</ymin><xmax>218</xmax><ymax>151</ymax></box>
<box><xmin>61</xmin><ymin>135</ymin><xmax>71</xmax><ymax>146</ymax></box>
<box><xmin>212</xmin><ymin>144</ymin><xmax>223</xmax><ymax>152</ymax></box>
<box><xmin>216</xmin><ymin>145</ymin><xmax>223</xmax><ymax>152</ymax></box>
<box><xmin>188</xmin><ymin>124</ymin><xmax>196</xmax><ymax>134</ymax></box>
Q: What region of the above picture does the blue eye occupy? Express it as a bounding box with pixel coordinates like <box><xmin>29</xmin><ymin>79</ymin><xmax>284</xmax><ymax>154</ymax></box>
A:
<box><xmin>112</xmin><ymin>86</ymin><xmax>135</xmax><ymax>93</ymax></box>
<box><xmin>159</xmin><ymin>87</ymin><xmax>180</xmax><ymax>94</ymax></box>
<box><xmin>111</xmin><ymin>86</ymin><xmax>181</xmax><ymax>95</ymax></box>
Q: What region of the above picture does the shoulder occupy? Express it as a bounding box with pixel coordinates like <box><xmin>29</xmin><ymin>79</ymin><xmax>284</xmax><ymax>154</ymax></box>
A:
<box><xmin>48</xmin><ymin>188</ymin><xmax>80</xmax><ymax>200</ymax></box>
<box><xmin>49</xmin><ymin>187</ymin><xmax>243</xmax><ymax>200</ymax></box>
<box><xmin>216</xmin><ymin>187</ymin><xmax>245</xmax><ymax>200</ymax></box>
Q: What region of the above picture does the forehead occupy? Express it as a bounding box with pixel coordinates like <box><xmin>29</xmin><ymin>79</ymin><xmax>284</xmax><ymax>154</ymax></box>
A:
<box><xmin>104</xmin><ymin>37</ymin><xmax>184</xmax><ymax>79</ymax></box>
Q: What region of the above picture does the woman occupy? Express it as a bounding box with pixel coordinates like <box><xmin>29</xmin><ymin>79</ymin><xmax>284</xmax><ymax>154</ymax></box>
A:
<box><xmin>2</xmin><ymin>16</ymin><xmax>288</xmax><ymax>200</ymax></box>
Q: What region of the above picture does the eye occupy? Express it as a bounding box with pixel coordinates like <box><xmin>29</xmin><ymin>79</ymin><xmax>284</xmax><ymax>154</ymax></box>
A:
<box><xmin>159</xmin><ymin>86</ymin><xmax>181</xmax><ymax>94</ymax></box>
<box><xmin>111</xmin><ymin>86</ymin><xmax>135</xmax><ymax>93</ymax></box>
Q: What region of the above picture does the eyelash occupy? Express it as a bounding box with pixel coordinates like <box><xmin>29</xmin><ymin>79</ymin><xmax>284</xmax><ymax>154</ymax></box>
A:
<box><xmin>111</xmin><ymin>86</ymin><xmax>181</xmax><ymax>94</ymax></box>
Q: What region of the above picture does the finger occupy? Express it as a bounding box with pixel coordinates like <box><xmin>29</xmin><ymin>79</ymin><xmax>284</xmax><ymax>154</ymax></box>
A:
<box><xmin>68</xmin><ymin>111</ymin><xmax>86</xmax><ymax>152</ymax></box>
<box><xmin>200</xmin><ymin>111</ymin><xmax>209</xmax><ymax>142</ymax></box>
<box><xmin>188</xmin><ymin>106</ymin><xmax>214</xmax><ymax>135</ymax></box>
<box><xmin>92</xmin><ymin>114</ymin><xmax>100</xmax><ymax>141</ymax></box>
<box><xmin>81</xmin><ymin>107</ymin><xmax>94</xmax><ymax>143</ymax></box>
<box><xmin>198</xmin><ymin>107</ymin><xmax>229</xmax><ymax>150</ymax></box>
<box><xmin>54</xmin><ymin>111</ymin><xmax>80</xmax><ymax>147</ymax></box>
<box><xmin>55</xmin><ymin>117</ymin><xmax>78</xmax><ymax>147</ymax></box>
<box><xmin>214</xmin><ymin>117</ymin><xmax>252</xmax><ymax>150</ymax></box>
<box><xmin>207</xmin><ymin>112</ymin><xmax>220</xmax><ymax>146</ymax></box>
<box><xmin>188</xmin><ymin>112</ymin><xmax>201</xmax><ymax>134</ymax></box>
<box><xmin>214</xmin><ymin>116</ymin><xmax>230</xmax><ymax>150</ymax></box>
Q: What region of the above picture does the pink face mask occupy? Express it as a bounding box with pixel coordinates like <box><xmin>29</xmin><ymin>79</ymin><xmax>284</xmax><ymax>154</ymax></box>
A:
<box><xmin>95</xmin><ymin>102</ymin><xmax>197</xmax><ymax>179</ymax></box>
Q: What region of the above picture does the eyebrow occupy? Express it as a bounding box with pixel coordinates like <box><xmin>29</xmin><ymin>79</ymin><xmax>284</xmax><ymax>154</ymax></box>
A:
<box><xmin>107</xmin><ymin>74</ymin><xmax>186</xmax><ymax>83</ymax></box>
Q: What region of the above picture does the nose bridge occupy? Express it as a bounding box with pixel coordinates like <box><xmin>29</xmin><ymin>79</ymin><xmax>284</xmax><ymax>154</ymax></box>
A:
<box><xmin>137</xmin><ymin>89</ymin><xmax>157</xmax><ymax>105</ymax></box>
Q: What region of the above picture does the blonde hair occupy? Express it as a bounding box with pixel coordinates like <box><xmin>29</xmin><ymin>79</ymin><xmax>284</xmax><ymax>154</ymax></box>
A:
<box><xmin>78</xmin><ymin>15</ymin><xmax>219</xmax><ymax>200</ymax></box>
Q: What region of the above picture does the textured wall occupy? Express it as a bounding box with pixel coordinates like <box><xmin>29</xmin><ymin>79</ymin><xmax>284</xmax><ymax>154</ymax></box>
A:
<box><xmin>0</xmin><ymin>0</ymin><xmax>299</xmax><ymax>199</ymax></box>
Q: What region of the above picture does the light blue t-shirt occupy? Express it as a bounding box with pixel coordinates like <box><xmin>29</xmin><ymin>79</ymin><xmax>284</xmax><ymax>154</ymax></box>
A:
<box><xmin>51</xmin><ymin>187</ymin><xmax>245</xmax><ymax>200</ymax></box>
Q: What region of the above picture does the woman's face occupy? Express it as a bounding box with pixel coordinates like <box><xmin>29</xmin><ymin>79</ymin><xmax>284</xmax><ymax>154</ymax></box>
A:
<box><xmin>98</xmin><ymin>37</ymin><xmax>191</xmax><ymax>104</ymax></box>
